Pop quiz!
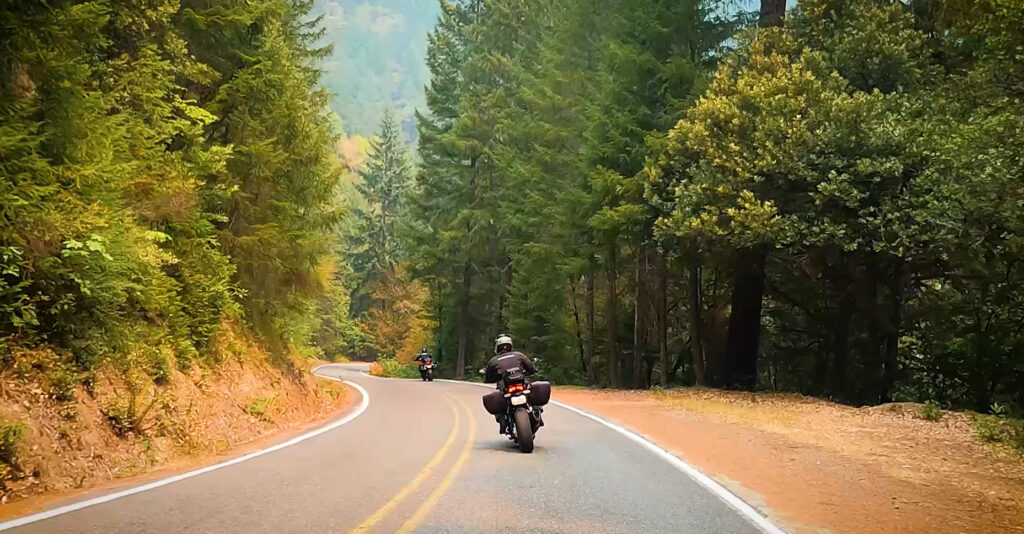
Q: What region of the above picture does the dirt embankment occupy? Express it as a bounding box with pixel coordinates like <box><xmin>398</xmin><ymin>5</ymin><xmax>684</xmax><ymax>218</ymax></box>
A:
<box><xmin>556</xmin><ymin>388</ymin><xmax>1024</xmax><ymax>534</ymax></box>
<box><xmin>0</xmin><ymin>340</ymin><xmax>352</xmax><ymax>516</ymax></box>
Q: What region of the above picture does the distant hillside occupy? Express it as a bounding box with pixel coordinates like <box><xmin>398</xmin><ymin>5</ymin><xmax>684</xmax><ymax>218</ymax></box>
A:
<box><xmin>314</xmin><ymin>0</ymin><xmax>440</xmax><ymax>141</ymax></box>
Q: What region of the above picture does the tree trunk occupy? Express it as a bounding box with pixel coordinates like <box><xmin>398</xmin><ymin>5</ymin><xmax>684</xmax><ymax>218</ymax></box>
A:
<box><xmin>759</xmin><ymin>0</ymin><xmax>786</xmax><ymax>27</ymax></box>
<box><xmin>725</xmin><ymin>246</ymin><xmax>766</xmax><ymax>389</ymax></box>
<box><xmin>861</xmin><ymin>262</ymin><xmax>885</xmax><ymax>405</ymax></box>
<box><xmin>882</xmin><ymin>263</ymin><xmax>904</xmax><ymax>403</ymax></box>
<box><xmin>456</xmin><ymin>261</ymin><xmax>472</xmax><ymax>379</ymax></box>
<box><xmin>586</xmin><ymin>253</ymin><xmax>598</xmax><ymax>385</ymax></box>
<box><xmin>632</xmin><ymin>245</ymin><xmax>648</xmax><ymax>388</ymax></box>
<box><xmin>826</xmin><ymin>271</ymin><xmax>854</xmax><ymax>402</ymax></box>
<box><xmin>568</xmin><ymin>277</ymin><xmax>586</xmax><ymax>375</ymax></box>
<box><xmin>657</xmin><ymin>249</ymin><xmax>669</xmax><ymax>388</ymax></box>
<box><xmin>688</xmin><ymin>245</ymin><xmax>707</xmax><ymax>386</ymax></box>
<box><xmin>607</xmin><ymin>243</ymin><xmax>620</xmax><ymax>388</ymax></box>
<box><xmin>706</xmin><ymin>269</ymin><xmax>729</xmax><ymax>387</ymax></box>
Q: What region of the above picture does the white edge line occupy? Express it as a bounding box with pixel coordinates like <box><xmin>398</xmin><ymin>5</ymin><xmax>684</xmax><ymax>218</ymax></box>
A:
<box><xmin>0</xmin><ymin>368</ymin><xmax>369</xmax><ymax>532</ymax></box>
<box><xmin>547</xmin><ymin>400</ymin><xmax>786</xmax><ymax>534</ymax></box>
<box><xmin>431</xmin><ymin>377</ymin><xmax>786</xmax><ymax>534</ymax></box>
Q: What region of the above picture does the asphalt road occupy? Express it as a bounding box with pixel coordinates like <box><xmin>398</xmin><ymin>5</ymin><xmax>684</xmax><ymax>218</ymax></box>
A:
<box><xmin>4</xmin><ymin>364</ymin><xmax>771</xmax><ymax>533</ymax></box>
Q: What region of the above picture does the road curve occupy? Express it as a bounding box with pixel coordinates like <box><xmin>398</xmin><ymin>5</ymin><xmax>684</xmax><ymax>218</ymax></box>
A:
<box><xmin>3</xmin><ymin>364</ymin><xmax>774</xmax><ymax>533</ymax></box>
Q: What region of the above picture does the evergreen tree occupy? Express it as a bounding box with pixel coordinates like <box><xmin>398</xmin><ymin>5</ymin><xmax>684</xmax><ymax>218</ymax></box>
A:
<box><xmin>353</xmin><ymin>109</ymin><xmax>413</xmax><ymax>282</ymax></box>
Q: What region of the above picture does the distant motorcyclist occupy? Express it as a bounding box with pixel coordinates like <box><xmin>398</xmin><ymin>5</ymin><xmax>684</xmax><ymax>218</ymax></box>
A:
<box><xmin>414</xmin><ymin>348</ymin><xmax>435</xmax><ymax>381</ymax></box>
<box><xmin>484</xmin><ymin>334</ymin><xmax>536</xmax><ymax>434</ymax></box>
<box><xmin>413</xmin><ymin>348</ymin><xmax>432</xmax><ymax>364</ymax></box>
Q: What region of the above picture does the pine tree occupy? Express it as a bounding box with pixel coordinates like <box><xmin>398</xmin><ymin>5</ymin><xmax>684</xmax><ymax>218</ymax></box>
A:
<box><xmin>353</xmin><ymin>109</ymin><xmax>413</xmax><ymax>279</ymax></box>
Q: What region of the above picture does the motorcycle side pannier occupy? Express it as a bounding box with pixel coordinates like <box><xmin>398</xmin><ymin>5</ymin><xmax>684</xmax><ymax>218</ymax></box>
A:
<box><xmin>482</xmin><ymin>390</ymin><xmax>506</xmax><ymax>415</ymax></box>
<box><xmin>527</xmin><ymin>381</ymin><xmax>551</xmax><ymax>406</ymax></box>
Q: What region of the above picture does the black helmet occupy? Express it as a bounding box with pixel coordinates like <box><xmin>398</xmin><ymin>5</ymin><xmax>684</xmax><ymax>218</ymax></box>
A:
<box><xmin>420</xmin><ymin>347</ymin><xmax>428</xmax><ymax>354</ymax></box>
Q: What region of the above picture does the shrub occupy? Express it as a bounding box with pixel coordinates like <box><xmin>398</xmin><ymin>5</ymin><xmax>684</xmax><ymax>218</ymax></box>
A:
<box><xmin>49</xmin><ymin>365</ymin><xmax>78</xmax><ymax>402</ymax></box>
<box><xmin>973</xmin><ymin>414</ymin><xmax>1024</xmax><ymax>452</ymax></box>
<box><xmin>104</xmin><ymin>377</ymin><xmax>162</xmax><ymax>437</ymax></box>
<box><xmin>0</xmin><ymin>421</ymin><xmax>26</xmax><ymax>465</ymax></box>
<box><xmin>369</xmin><ymin>357</ymin><xmax>420</xmax><ymax>378</ymax></box>
<box><xmin>974</xmin><ymin>414</ymin><xmax>1002</xmax><ymax>442</ymax></box>
<box><xmin>919</xmin><ymin>401</ymin><xmax>942</xmax><ymax>422</ymax></box>
<box><xmin>244</xmin><ymin>396</ymin><xmax>275</xmax><ymax>420</ymax></box>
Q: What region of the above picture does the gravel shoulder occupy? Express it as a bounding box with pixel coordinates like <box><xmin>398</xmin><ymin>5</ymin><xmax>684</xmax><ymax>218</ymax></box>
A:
<box><xmin>554</xmin><ymin>387</ymin><xmax>1024</xmax><ymax>534</ymax></box>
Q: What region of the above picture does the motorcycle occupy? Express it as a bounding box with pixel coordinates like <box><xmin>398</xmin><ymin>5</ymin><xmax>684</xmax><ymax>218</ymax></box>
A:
<box><xmin>418</xmin><ymin>358</ymin><xmax>434</xmax><ymax>381</ymax></box>
<box><xmin>481</xmin><ymin>368</ymin><xmax>551</xmax><ymax>453</ymax></box>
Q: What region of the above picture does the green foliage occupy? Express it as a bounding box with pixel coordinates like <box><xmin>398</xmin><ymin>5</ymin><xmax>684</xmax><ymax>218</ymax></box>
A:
<box><xmin>406</xmin><ymin>0</ymin><xmax>750</xmax><ymax>383</ymax></box>
<box><xmin>369</xmin><ymin>357</ymin><xmax>420</xmax><ymax>378</ymax></box>
<box><xmin>402</xmin><ymin>0</ymin><xmax>1024</xmax><ymax>412</ymax></box>
<box><xmin>646</xmin><ymin>0</ymin><xmax>1024</xmax><ymax>407</ymax></box>
<box><xmin>973</xmin><ymin>414</ymin><xmax>1024</xmax><ymax>452</ymax></box>
<box><xmin>0</xmin><ymin>421</ymin><xmax>26</xmax><ymax>466</ymax></box>
<box><xmin>919</xmin><ymin>401</ymin><xmax>942</xmax><ymax>422</ymax></box>
<box><xmin>348</xmin><ymin>109</ymin><xmax>415</xmax><ymax>330</ymax></box>
<box><xmin>244</xmin><ymin>396</ymin><xmax>276</xmax><ymax>420</ymax></box>
<box><xmin>0</xmin><ymin>0</ymin><xmax>354</xmax><ymax>387</ymax></box>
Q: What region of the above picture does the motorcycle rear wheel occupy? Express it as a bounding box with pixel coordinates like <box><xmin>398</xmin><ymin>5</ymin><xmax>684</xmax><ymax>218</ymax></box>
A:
<box><xmin>513</xmin><ymin>407</ymin><xmax>534</xmax><ymax>453</ymax></box>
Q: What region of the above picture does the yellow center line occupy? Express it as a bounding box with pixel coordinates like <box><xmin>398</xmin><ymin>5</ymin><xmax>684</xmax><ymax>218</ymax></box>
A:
<box><xmin>348</xmin><ymin>396</ymin><xmax>460</xmax><ymax>534</ymax></box>
<box><xmin>395</xmin><ymin>401</ymin><xmax>477</xmax><ymax>534</ymax></box>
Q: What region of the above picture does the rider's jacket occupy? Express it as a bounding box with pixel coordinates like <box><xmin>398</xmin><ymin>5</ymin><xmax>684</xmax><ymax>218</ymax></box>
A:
<box><xmin>484</xmin><ymin>351</ymin><xmax>535</xmax><ymax>384</ymax></box>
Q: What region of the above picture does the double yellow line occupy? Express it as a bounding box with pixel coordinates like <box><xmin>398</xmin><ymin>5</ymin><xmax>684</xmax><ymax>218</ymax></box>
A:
<box><xmin>348</xmin><ymin>396</ymin><xmax>476</xmax><ymax>534</ymax></box>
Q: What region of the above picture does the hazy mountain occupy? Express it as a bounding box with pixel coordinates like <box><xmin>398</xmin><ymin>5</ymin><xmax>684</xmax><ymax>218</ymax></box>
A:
<box><xmin>314</xmin><ymin>0</ymin><xmax>440</xmax><ymax>142</ymax></box>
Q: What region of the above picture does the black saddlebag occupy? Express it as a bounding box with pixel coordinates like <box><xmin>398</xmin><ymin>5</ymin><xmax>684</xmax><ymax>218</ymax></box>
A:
<box><xmin>526</xmin><ymin>381</ymin><xmax>551</xmax><ymax>406</ymax></box>
<box><xmin>482</xmin><ymin>389</ymin><xmax>506</xmax><ymax>415</ymax></box>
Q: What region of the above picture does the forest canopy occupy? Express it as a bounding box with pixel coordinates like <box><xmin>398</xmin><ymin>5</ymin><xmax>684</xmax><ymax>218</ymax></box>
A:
<box><xmin>400</xmin><ymin>0</ymin><xmax>1024</xmax><ymax>414</ymax></box>
<box><xmin>2</xmin><ymin>0</ymin><xmax>1022</xmax><ymax>422</ymax></box>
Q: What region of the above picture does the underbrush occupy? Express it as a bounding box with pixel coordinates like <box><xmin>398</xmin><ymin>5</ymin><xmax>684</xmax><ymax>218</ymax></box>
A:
<box><xmin>368</xmin><ymin>357</ymin><xmax>420</xmax><ymax>378</ymax></box>
<box><xmin>244</xmin><ymin>396</ymin><xmax>277</xmax><ymax>421</ymax></box>
<box><xmin>973</xmin><ymin>413</ymin><xmax>1024</xmax><ymax>453</ymax></box>
<box><xmin>919</xmin><ymin>401</ymin><xmax>943</xmax><ymax>422</ymax></box>
<box><xmin>0</xmin><ymin>420</ymin><xmax>26</xmax><ymax>494</ymax></box>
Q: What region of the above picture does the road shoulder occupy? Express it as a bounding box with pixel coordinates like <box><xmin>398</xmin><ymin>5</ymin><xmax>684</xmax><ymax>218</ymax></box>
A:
<box><xmin>0</xmin><ymin>368</ymin><xmax>360</xmax><ymax>523</ymax></box>
<box><xmin>554</xmin><ymin>388</ymin><xmax>1024</xmax><ymax>534</ymax></box>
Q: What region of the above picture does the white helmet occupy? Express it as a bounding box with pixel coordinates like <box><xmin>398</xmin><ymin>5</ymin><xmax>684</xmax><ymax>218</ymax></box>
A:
<box><xmin>494</xmin><ymin>334</ymin><xmax>513</xmax><ymax>354</ymax></box>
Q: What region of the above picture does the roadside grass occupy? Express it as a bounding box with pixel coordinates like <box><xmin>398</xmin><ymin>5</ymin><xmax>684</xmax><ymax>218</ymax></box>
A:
<box><xmin>649</xmin><ymin>387</ymin><xmax>810</xmax><ymax>427</ymax></box>
<box><xmin>369</xmin><ymin>358</ymin><xmax>420</xmax><ymax>379</ymax></box>
<box><xmin>646</xmin><ymin>387</ymin><xmax>1024</xmax><ymax>454</ymax></box>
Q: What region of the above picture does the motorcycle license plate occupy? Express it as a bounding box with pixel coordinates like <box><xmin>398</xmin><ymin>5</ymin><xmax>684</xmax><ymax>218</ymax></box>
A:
<box><xmin>423</xmin><ymin>364</ymin><xmax>432</xmax><ymax>369</ymax></box>
<box><xmin>510</xmin><ymin>395</ymin><xmax>527</xmax><ymax>406</ymax></box>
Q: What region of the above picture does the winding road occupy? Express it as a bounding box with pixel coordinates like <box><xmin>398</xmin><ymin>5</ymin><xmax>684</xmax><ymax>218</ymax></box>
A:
<box><xmin>1</xmin><ymin>364</ymin><xmax>780</xmax><ymax>533</ymax></box>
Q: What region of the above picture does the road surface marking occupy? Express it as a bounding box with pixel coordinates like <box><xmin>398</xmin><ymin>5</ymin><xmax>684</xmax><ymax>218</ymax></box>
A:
<box><xmin>321</xmin><ymin>365</ymin><xmax>786</xmax><ymax>533</ymax></box>
<box><xmin>348</xmin><ymin>397</ymin><xmax>461</xmax><ymax>533</ymax></box>
<box><xmin>0</xmin><ymin>372</ymin><xmax>368</xmax><ymax>532</ymax></box>
<box><xmin>548</xmin><ymin>400</ymin><xmax>787</xmax><ymax>534</ymax></box>
<box><xmin>395</xmin><ymin>400</ymin><xmax>476</xmax><ymax>534</ymax></box>
<box><xmin>422</xmin><ymin>375</ymin><xmax>786</xmax><ymax>534</ymax></box>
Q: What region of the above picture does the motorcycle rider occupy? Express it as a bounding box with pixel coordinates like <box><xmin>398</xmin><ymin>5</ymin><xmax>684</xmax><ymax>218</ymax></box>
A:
<box><xmin>414</xmin><ymin>348</ymin><xmax>433</xmax><ymax>380</ymax></box>
<box><xmin>413</xmin><ymin>348</ymin><xmax>432</xmax><ymax>364</ymax></box>
<box><xmin>484</xmin><ymin>334</ymin><xmax>537</xmax><ymax>434</ymax></box>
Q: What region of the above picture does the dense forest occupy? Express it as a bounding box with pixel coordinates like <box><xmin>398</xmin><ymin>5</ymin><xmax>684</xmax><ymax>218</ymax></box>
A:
<box><xmin>0</xmin><ymin>0</ymin><xmax>355</xmax><ymax>388</ymax></box>
<box><xmin>379</xmin><ymin>0</ymin><xmax>1023</xmax><ymax>413</ymax></box>
<box><xmin>2</xmin><ymin>0</ymin><xmax>1023</xmax><ymax>431</ymax></box>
